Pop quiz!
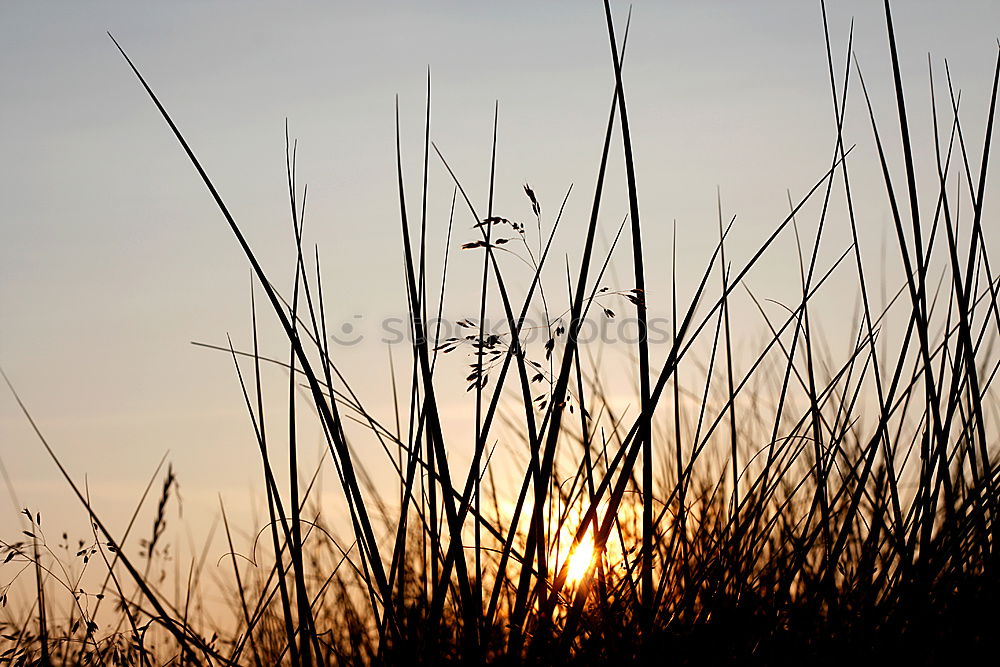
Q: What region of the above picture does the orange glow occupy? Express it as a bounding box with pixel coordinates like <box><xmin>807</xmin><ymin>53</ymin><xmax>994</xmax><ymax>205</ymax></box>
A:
<box><xmin>564</xmin><ymin>530</ymin><xmax>596</xmax><ymax>584</ymax></box>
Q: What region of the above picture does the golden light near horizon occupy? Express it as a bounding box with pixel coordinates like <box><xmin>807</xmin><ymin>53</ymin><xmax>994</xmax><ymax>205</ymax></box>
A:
<box><xmin>564</xmin><ymin>529</ymin><xmax>597</xmax><ymax>585</ymax></box>
<box><xmin>543</xmin><ymin>498</ymin><xmax>637</xmax><ymax>588</ymax></box>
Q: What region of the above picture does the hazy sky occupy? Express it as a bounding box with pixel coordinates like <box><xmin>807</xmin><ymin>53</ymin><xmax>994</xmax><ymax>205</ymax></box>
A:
<box><xmin>2</xmin><ymin>1</ymin><xmax>999</xmax><ymax>548</ymax></box>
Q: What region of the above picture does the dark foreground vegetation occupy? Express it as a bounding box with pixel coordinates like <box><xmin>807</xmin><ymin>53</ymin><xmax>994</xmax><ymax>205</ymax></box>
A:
<box><xmin>3</xmin><ymin>1</ymin><xmax>1000</xmax><ymax>664</ymax></box>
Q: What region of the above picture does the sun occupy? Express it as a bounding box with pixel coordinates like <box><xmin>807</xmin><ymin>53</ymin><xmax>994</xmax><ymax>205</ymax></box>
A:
<box><xmin>564</xmin><ymin>530</ymin><xmax>597</xmax><ymax>584</ymax></box>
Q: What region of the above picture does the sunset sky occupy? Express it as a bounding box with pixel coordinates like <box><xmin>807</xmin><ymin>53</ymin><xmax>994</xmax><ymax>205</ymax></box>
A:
<box><xmin>2</xmin><ymin>0</ymin><xmax>999</xmax><ymax>546</ymax></box>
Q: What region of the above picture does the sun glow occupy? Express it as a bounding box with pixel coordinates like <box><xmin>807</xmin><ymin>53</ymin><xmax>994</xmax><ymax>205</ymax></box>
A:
<box><xmin>564</xmin><ymin>530</ymin><xmax>597</xmax><ymax>584</ymax></box>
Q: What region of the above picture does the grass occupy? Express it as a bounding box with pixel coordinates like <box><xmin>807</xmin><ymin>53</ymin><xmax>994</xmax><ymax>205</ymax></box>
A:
<box><xmin>3</xmin><ymin>1</ymin><xmax>1000</xmax><ymax>664</ymax></box>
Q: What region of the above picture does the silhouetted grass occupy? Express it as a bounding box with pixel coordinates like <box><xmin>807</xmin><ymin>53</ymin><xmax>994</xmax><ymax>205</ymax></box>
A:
<box><xmin>3</xmin><ymin>1</ymin><xmax>1000</xmax><ymax>665</ymax></box>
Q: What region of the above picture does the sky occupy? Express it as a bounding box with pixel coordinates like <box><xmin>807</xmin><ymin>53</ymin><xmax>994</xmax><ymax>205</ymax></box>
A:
<box><xmin>2</xmin><ymin>0</ymin><xmax>999</xmax><ymax>566</ymax></box>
